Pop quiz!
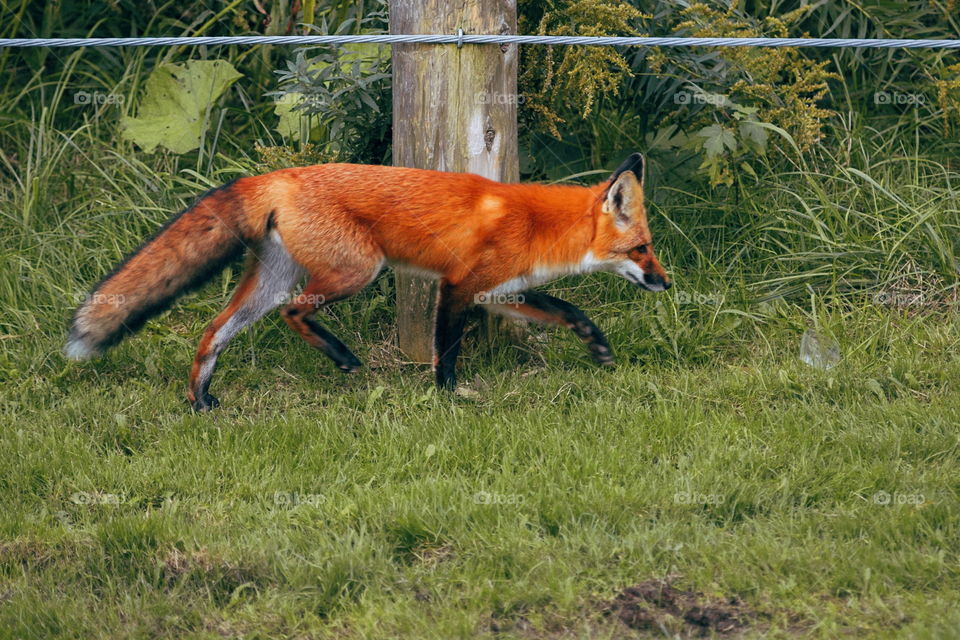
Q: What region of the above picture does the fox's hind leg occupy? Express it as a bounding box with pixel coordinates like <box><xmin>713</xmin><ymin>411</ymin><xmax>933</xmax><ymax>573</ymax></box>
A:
<box><xmin>187</xmin><ymin>232</ymin><xmax>304</xmax><ymax>411</ymax></box>
<box><xmin>486</xmin><ymin>290</ymin><xmax>615</xmax><ymax>367</ymax></box>
<box><xmin>280</xmin><ymin>264</ymin><xmax>383</xmax><ymax>372</ymax></box>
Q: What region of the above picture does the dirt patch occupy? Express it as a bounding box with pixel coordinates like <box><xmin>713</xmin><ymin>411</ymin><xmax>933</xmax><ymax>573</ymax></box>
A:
<box><xmin>410</xmin><ymin>542</ymin><xmax>454</xmax><ymax>568</ymax></box>
<box><xmin>489</xmin><ymin>613</ymin><xmax>532</xmax><ymax>635</ymax></box>
<box><xmin>160</xmin><ymin>547</ymin><xmax>272</xmax><ymax>605</ymax></box>
<box><xmin>0</xmin><ymin>538</ymin><xmax>66</xmax><ymax>571</ymax></box>
<box><xmin>604</xmin><ymin>579</ymin><xmax>757</xmax><ymax>637</ymax></box>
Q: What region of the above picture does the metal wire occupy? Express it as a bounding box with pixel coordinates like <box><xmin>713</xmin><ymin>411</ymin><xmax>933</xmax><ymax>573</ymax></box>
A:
<box><xmin>2</xmin><ymin>34</ymin><xmax>960</xmax><ymax>50</ymax></box>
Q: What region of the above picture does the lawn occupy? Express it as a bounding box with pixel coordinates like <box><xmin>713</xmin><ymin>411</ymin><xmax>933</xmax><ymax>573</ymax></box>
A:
<box><xmin>1</xmin><ymin>272</ymin><xmax>959</xmax><ymax>637</ymax></box>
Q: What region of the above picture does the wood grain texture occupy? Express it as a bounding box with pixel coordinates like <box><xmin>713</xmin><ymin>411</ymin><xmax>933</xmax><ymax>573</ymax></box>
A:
<box><xmin>391</xmin><ymin>0</ymin><xmax>519</xmax><ymax>363</ymax></box>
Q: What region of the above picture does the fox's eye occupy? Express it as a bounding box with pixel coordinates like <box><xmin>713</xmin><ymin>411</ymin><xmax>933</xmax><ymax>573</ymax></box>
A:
<box><xmin>637</xmin><ymin>244</ymin><xmax>648</xmax><ymax>254</ymax></box>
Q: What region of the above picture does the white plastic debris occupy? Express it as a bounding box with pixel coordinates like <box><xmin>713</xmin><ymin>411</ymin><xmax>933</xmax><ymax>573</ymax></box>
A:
<box><xmin>800</xmin><ymin>329</ymin><xmax>840</xmax><ymax>369</ymax></box>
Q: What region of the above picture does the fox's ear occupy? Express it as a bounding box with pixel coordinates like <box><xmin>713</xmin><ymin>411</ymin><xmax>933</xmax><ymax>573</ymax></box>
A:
<box><xmin>603</xmin><ymin>170</ymin><xmax>641</xmax><ymax>229</ymax></box>
<box><xmin>607</xmin><ymin>152</ymin><xmax>645</xmax><ymax>190</ymax></box>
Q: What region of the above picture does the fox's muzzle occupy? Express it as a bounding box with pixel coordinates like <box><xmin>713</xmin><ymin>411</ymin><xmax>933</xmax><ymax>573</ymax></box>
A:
<box><xmin>640</xmin><ymin>271</ymin><xmax>671</xmax><ymax>291</ymax></box>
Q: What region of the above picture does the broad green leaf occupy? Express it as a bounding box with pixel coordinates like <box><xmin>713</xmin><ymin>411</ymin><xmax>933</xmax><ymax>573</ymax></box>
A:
<box><xmin>739</xmin><ymin>119</ymin><xmax>769</xmax><ymax>154</ymax></box>
<box><xmin>339</xmin><ymin>43</ymin><xmax>387</xmax><ymax>71</ymax></box>
<box><xmin>696</xmin><ymin>124</ymin><xmax>737</xmax><ymax>158</ymax></box>
<box><xmin>274</xmin><ymin>92</ymin><xmax>308</xmax><ymax>138</ymax></box>
<box><xmin>121</xmin><ymin>60</ymin><xmax>242</xmax><ymax>154</ymax></box>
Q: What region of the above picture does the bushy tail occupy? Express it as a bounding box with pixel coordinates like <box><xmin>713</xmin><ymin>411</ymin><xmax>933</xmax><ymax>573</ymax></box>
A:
<box><xmin>65</xmin><ymin>180</ymin><xmax>255</xmax><ymax>360</ymax></box>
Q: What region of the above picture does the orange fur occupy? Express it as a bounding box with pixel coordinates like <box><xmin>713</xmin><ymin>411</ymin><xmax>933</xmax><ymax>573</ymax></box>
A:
<box><xmin>65</xmin><ymin>156</ymin><xmax>670</xmax><ymax>408</ymax></box>
<box><xmin>235</xmin><ymin>163</ymin><xmax>669</xmax><ymax>295</ymax></box>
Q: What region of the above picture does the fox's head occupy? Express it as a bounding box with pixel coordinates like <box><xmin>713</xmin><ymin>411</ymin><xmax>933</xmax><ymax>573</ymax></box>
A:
<box><xmin>590</xmin><ymin>153</ymin><xmax>671</xmax><ymax>292</ymax></box>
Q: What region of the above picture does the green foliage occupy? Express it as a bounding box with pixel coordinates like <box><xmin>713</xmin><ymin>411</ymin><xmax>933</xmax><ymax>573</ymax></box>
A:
<box><xmin>766</xmin><ymin>0</ymin><xmax>960</xmax><ymax>129</ymax></box>
<box><xmin>121</xmin><ymin>60</ymin><xmax>243</xmax><ymax>154</ymax></box>
<box><xmin>519</xmin><ymin>0</ymin><xmax>840</xmax><ymax>184</ymax></box>
<box><xmin>518</xmin><ymin>0</ymin><xmax>959</xmax><ymax>187</ymax></box>
<box><xmin>270</xmin><ymin>2</ymin><xmax>391</xmax><ymax>163</ymax></box>
<box><xmin>935</xmin><ymin>62</ymin><xmax>960</xmax><ymax>134</ymax></box>
<box><xmin>662</xmin><ymin>2</ymin><xmax>838</xmax><ymax>153</ymax></box>
<box><xmin>252</xmin><ymin>142</ymin><xmax>337</xmax><ymax>172</ymax></box>
<box><xmin>271</xmin><ymin>43</ymin><xmax>390</xmax><ymax>161</ymax></box>
<box><xmin>519</xmin><ymin>0</ymin><xmax>644</xmax><ymax>137</ymax></box>
<box><xmin>683</xmin><ymin>101</ymin><xmax>769</xmax><ymax>185</ymax></box>
<box><xmin>642</xmin><ymin>0</ymin><xmax>840</xmax><ymax>188</ymax></box>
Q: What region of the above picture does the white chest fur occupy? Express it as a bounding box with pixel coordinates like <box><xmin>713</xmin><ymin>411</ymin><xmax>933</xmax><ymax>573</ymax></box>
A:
<box><xmin>490</xmin><ymin>251</ymin><xmax>614</xmax><ymax>294</ymax></box>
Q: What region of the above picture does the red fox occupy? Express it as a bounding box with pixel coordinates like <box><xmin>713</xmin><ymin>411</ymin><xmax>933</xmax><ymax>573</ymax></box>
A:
<box><xmin>65</xmin><ymin>153</ymin><xmax>670</xmax><ymax>410</ymax></box>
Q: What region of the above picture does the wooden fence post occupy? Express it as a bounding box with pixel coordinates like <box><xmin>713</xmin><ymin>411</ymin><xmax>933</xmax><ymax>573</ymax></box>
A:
<box><xmin>390</xmin><ymin>0</ymin><xmax>519</xmax><ymax>363</ymax></box>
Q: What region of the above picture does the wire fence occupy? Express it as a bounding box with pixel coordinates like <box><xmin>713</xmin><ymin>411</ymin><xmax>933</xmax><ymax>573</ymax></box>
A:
<box><xmin>2</xmin><ymin>33</ymin><xmax>960</xmax><ymax>50</ymax></box>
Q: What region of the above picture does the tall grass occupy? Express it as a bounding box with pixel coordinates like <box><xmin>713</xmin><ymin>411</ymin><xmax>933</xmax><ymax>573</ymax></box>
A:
<box><xmin>3</xmin><ymin>56</ymin><xmax>959</xmax><ymax>374</ymax></box>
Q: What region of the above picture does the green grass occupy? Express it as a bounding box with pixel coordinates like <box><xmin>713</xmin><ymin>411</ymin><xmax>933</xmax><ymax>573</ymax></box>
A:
<box><xmin>3</xmin><ymin>71</ymin><xmax>960</xmax><ymax>638</ymax></box>
<box><xmin>1</xmin><ymin>300</ymin><xmax>960</xmax><ymax>638</ymax></box>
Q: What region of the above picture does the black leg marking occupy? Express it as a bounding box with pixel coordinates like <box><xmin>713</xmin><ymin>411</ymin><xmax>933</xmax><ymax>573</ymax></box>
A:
<box><xmin>434</xmin><ymin>284</ymin><xmax>468</xmax><ymax>390</ymax></box>
<box><xmin>192</xmin><ymin>394</ymin><xmax>220</xmax><ymax>413</ymax></box>
<box><xmin>521</xmin><ymin>291</ymin><xmax>615</xmax><ymax>366</ymax></box>
<box><xmin>191</xmin><ymin>371</ymin><xmax>220</xmax><ymax>412</ymax></box>
<box><xmin>302</xmin><ymin>316</ymin><xmax>363</xmax><ymax>372</ymax></box>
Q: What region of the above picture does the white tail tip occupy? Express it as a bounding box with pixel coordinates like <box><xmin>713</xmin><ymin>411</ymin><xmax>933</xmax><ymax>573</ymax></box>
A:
<box><xmin>63</xmin><ymin>336</ymin><xmax>99</xmax><ymax>360</ymax></box>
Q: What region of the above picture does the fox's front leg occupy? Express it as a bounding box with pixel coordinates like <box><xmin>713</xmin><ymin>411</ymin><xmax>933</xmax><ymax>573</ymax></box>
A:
<box><xmin>434</xmin><ymin>281</ymin><xmax>471</xmax><ymax>390</ymax></box>
<box><xmin>487</xmin><ymin>290</ymin><xmax>615</xmax><ymax>366</ymax></box>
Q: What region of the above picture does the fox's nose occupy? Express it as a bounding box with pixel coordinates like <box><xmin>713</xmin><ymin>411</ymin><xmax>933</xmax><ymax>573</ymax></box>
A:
<box><xmin>643</xmin><ymin>272</ymin><xmax>670</xmax><ymax>291</ymax></box>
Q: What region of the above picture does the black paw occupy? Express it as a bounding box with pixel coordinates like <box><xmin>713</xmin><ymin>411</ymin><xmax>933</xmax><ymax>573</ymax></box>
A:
<box><xmin>589</xmin><ymin>343</ymin><xmax>616</xmax><ymax>367</ymax></box>
<box><xmin>336</xmin><ymin>354</ymin><xmax>363</xmax><ymax>373</ymax></box>
<box><xmin>191</xmin><ymin>393</ymin><xmax>220</xmax><ymax>412</ymax></box>
<box><xmin>435</xmin><ymin>370</ymin><xmax>457</xmax><ymax>391</ymax></box>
